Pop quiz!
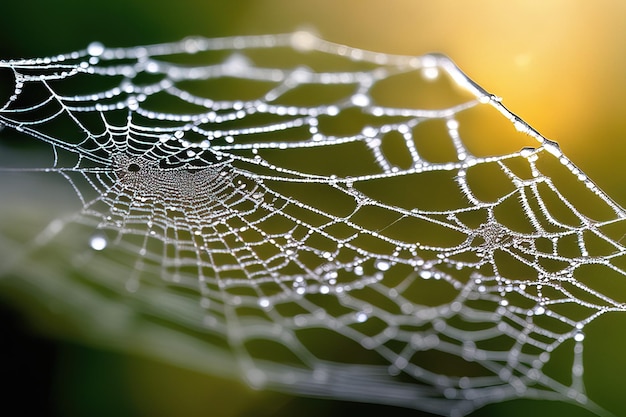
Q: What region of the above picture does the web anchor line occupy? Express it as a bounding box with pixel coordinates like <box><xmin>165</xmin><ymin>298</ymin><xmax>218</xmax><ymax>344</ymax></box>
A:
<box><xmin>0</xmin><ymin>32</ymin><xmax>624</xmax><ymax>416</ymax></box>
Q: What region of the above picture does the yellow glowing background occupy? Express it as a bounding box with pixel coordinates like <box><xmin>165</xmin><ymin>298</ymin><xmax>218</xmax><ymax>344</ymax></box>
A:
<box><xmin>1</xmin><ymin>1</ymin><xmax>625</xmax><ymax>417</ymax></box>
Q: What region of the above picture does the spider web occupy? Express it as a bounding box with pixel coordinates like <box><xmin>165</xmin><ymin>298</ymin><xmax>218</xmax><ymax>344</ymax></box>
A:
<box><xmin>1</xmin><ymin>32</ymin><xmax>625</xmax><ymax>416</ymax></box>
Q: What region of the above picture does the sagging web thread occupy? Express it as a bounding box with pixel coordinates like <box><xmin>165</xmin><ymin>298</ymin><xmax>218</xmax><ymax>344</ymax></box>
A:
<box><xmin>1</xmin><ymin>32</ymin><xmax>626</xmax><ymax>416</ymax></box>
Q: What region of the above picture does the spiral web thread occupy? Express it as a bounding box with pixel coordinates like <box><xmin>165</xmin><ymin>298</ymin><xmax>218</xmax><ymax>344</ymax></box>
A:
<box><xmin>1</xmin><ymin>32</ymin><xmax>625</xmax><ymax>416</ymax></box>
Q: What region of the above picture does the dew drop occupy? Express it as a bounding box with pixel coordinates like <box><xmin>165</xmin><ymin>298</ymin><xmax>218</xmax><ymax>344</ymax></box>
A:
<box><xmin>420</xmin><ymin>270</ymin><xmax>433</xmax><ymax>279</ymax></box>
<box><xmin>89</xmin><ymin>234</ymin><xmax>107</xmax><ymax>251</ymax></box>
<box><xmin>351</xmin><ymin>93</ymin><xmax>370</xmax><ymax>107</ymax></box>
<box><xmin>362</xmin><ymin>126</ymin><xmax>377</xmax><ymax>138</ymax></box>
<box><xmin>290</xmin><ymin>30</ymin><xmax>318</xmax><ymax>51</ymax></box>
<box><xmin>87</xmin><ymin>42</ymin><xmax>104</xmax><ymax>57</ymax></box>
<box><xmin>519</xmin><ymin>147</ymin><xmax>535</xmax><ymax>158</ymax></box>
<box><xmin>513</xmin><ymin>120</ymin><xmax>528</xmax><ymax>133</ymax></box>
<box><xmin>446</xmin><ymin>119</ymin><xmax>459</xmax><ymax>130</ymax></box>
<box><xmin>375</xmin><ymin>260</ymin><xmax>391</xmax><ymax>271</ymax></box>
<box><xmin>422</xmin><ymin>66</ymin><xmax>439</xmax><ymax>80</ymax></box>
<box><xmin>355</xmin><ymin>312</ymin><xmax>368</xmax><ymax>323</ymax></box>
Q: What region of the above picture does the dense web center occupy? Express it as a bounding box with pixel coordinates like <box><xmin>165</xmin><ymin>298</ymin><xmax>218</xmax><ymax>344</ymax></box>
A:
<box><xmin>1</xmin><ymin>32</ymin><xmax>625</xmax><ymax>416</ymax></box>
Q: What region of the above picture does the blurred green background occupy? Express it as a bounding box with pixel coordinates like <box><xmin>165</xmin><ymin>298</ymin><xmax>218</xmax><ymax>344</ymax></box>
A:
<box><xmin>1</xmin><ymin>1</ymin><xmax>626</xmax><ymax>416</ymax></box>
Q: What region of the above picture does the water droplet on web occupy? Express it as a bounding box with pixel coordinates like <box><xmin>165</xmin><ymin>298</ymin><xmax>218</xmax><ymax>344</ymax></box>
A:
<box><xmin>421</xmin><ymin>66</ymin><xmax>439</xmax><ymax>80</ymax></box>
<box><xmin>87</xmin><ymin>41</ymin><xmax>104</xmax><ymax>57</ymax></box>
<box><xmin>290</xmin><ymin>30</ymin><xmax>319</xmax><ymax>51</ymax></box>
<box><xmin>520</xmin><ymin>147</ymin><xmax>535</xmax><ymax>158</ymax></box>
<box><xmin>362</xmin><ymin>126</ymin><xmax>377</xmax><ymax>138</ymax></box>
<box><xmin>324</xmin><ymin>271</ymin><xmax>338</xmax><ymax>281</ymax></box>
<box><xmin>326</xmin><ymin>106</ymin><xmax>339</xmax><ymax>116</ymax></box>
<box><xmin>513</xmin><ymin>120</ymin><xmax>528</xmax><ymax>133</ymax></box>
<box><xmin>573</xmin><ymin>331</ymin><xmax>585</xmax><ymax>342</ymax></box>
<box><xmin>420</xmin><ymin>270</ymin><xmax>432</xmax><ymax>279</ymax></box>
<box><xmin>355</xmin><ymin>312</ymin><xmax>368</xmax><ymax>323</ymax></box>
<box><xmin>89</xmin><ymin>234</ymin><xmax>107</xmax><ymax>251</ymax></box>
<box><xmin>351</xmin><ymin>93</ymin><xmax>370</xmax><ymax>107</ymax></box>
<box><xmin>375</xmin><ymin>260</ymin><xmax>391</xmax><ymax>271</ymax></box>
<box><xmin>533</xmin><ymin>305</ymin><xmax>545</xmax><ymax>315</ymax></box>
<box><xmin>446</xmin><ymin>119</ymin><xmax>459</xmax><ymax>130</ymax></box>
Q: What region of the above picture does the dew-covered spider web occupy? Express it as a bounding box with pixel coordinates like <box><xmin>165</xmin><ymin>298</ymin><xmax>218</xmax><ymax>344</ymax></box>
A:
<box><xmin>1</xmin><ymin>32</ymin><xmax>626</xmax><ymax>416</ymax></box>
